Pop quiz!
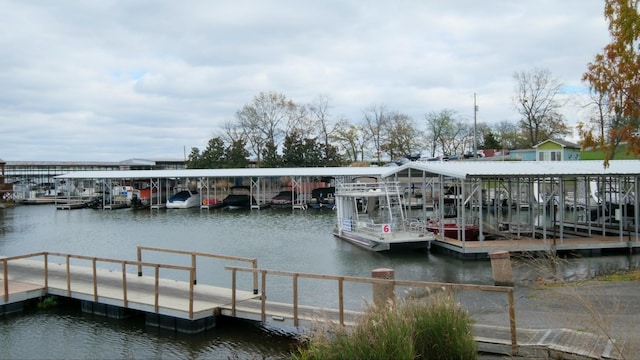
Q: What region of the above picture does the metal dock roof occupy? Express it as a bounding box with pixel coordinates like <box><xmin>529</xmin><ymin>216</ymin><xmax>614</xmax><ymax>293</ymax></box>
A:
<box><xmin>384</xmin><ymin>160</ymin><xmax>640</xmax><ymax>179</ymax></box>
<box><xmin>55</xmin><ymin>166</ymin><xmax>390</xmax><ymax>179</ymax></box>
<box><xmin>54</xmin><ymin>160</ymin><xmax>640</xmax><ymax>180</ymax></box>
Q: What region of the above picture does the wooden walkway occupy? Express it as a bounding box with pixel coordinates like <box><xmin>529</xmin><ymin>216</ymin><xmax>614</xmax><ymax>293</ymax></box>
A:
<box><xmin>1</xmin><ymin>258</ymin><xmax>258</xmax><ymax>321</ymax></box>
<box><xmin>434</xmin><ymin>232</ymin><xmax>639</xmax><ymax>259</ymax></box>
<box><xmin>0</xmin><ymin>250</ymin><xmax>625</xmax><ymax>359</ymax></box>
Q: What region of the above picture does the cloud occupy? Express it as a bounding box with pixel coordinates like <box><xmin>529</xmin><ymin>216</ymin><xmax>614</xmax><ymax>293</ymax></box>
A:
<box><xmin>0</xmin><ymin>0</ymin><xmax>610</xmax><ymax>161</ymax></box>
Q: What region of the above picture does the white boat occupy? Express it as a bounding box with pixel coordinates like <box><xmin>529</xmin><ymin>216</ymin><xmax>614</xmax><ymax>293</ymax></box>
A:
<box><xmin>166</xmin><ymin>190</ymin><xmax>200</xmax><ymax>209</ymax></box>
<box><xmin>333</xmin><ymin>181</ymin><xmax>435</xmax><ymax>251</ymax></box>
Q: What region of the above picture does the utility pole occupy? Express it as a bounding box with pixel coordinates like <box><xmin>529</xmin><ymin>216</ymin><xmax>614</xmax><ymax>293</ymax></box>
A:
<box><xmin>473</xmin><ymin>93</ymin><xmax>478</xmax><ymax>157</ymax></box>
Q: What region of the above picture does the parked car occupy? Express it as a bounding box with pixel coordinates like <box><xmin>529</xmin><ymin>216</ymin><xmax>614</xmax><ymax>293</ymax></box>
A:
<box><xmin>463</xmin><ymin>150</ymin><xmax>485</xmax><ymax>159</ymax></box>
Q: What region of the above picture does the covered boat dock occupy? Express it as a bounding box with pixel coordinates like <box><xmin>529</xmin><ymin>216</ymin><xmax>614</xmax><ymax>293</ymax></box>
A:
<box><xmin>54</xmin><ymin>167</ymin><xmax>388</xmax><ymax>210</ymax></box>
<box><xmin>383</xmin><ymin>160</ymin><xmax>640</xmax><ymax>258</ymax></box>
<box><xmin>53</xmin><ymin>161</ymin><xmax>640</xmax><ymax>258</ymax></box>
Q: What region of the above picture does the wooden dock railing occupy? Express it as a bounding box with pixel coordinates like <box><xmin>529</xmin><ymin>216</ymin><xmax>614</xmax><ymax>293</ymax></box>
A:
<box><xmin>2</xmin><ymin>251</ymin><xmax>196</xmax><ymax>318</ymax></box>
<box><xmin>3</xmin><ymin>250</ymin><xmax>517</xmax><ymax>354</ymax></box>
<box><xmin>137</xmin><ymin>246</ymin><xmax>259</xmax><ymax>293</ymax></box>
<box><xmin>225</xmin><ymin>265</ymin><xmax>518</xmax><ymax>355</ymax></box>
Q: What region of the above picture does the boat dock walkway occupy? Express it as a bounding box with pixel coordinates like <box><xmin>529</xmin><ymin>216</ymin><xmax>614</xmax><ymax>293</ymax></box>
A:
<box><xmin>0</xmin><ymin>248</ymin><xmax>625</xmax><ymax>359</ymax></box>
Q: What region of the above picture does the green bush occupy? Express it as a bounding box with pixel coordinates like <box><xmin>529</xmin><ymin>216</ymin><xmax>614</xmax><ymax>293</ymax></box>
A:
<box><xmin>292</xmin><ymin>292</ymin><xmax>477</xmax><ymax>360</ymax></box>
<box><xmin>37</xmin><ymin>296</ymin><xmax>58</xmax><ymax>309</ymax></box>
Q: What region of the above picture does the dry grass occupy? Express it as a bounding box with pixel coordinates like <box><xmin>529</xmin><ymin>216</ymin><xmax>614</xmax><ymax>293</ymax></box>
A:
<box><xmin>292</xmin><ymin>292</ymin><xmax>477</xmax><ymax>360</ymax></box>
<box><xmin>513</xmin><ymin>252</ymin><xmax>636</xmax><ymax>359</ymax></box>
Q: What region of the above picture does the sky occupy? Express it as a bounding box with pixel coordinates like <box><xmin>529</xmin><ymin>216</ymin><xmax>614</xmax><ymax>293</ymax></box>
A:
<box><xmin>0</xmin><ymin>1</ymin><xmax>611</xmax><ymax>162</ymax></box>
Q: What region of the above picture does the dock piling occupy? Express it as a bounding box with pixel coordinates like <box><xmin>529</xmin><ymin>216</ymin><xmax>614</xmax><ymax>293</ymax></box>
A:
<box><xmin>371</xmin><ymin>268</ymin><xmax>395</xmax><ymax>306</ymax></box>
<box><xmin>489</xmin><ymin>251</ymin><xmax>513</xmax><ymax>286</ymax></box>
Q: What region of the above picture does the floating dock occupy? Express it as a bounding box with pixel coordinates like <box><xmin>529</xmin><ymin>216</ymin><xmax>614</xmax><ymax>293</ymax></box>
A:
<box><xmin>0</xmin><ymin>248</ymin><xmax>626</xmax><ymax>358</ymax></box>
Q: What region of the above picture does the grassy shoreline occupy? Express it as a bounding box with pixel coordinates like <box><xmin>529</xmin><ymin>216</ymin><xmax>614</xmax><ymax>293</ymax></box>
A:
<box><xmin>594</xmin><ymin>268</ymin><xmax>640</xmax><ymax>282</ymax></box>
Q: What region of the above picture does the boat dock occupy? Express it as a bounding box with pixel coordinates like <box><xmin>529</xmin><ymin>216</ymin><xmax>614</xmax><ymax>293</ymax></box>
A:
<box><xmin>43</xmin><ymin>160</ymin><xmax>640</xmax><ymax>258</ymax></box>
<box><xmin>432</xmin><ymin>233</ymin><xmax>639</xmax><ymax>260</ymax></box>
<box><xmin>0</xmin><ymin>247</ymin><xmax>625</xmax><ymax>358</ymax></box>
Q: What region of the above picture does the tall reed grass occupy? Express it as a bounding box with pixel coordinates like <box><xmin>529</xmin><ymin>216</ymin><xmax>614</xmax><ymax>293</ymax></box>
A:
<box><xmin>292</xmin><ymin>291</ymin><xmax>477</xmax><ymax>360</ymax></box>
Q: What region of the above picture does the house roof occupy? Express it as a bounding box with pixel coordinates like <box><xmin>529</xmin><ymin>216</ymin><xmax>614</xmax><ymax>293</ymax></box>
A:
<box><xmin>533</xmin><ymin>139</ymin><xmax>580</xmax><ymax>149</ymax></box>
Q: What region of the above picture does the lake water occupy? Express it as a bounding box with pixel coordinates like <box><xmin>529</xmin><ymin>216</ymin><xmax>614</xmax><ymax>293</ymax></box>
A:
<box><xmin>1</xmin><ymin>205</ymin><xmax>639</xmax><ymax>359</ymax></box>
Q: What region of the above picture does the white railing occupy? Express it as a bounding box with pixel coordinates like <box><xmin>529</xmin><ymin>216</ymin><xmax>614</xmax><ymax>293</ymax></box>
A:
<box><xmin>336</xmin><ymin>182</ymin><xmax>401</xmax><ymax>194</ymax></box>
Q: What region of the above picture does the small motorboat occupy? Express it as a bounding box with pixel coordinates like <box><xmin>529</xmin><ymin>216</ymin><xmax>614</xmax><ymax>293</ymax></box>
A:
<box><xmin>309</xmin><ymin>187</ymin><xmax>335</xmax><ymax>209</ymax></box>
<box><xmin>426</xmin><ymin>197</ymin><xmax>480</xmax><ymax>241</ymax></box>
<box><xmin>425</xmin><ymin>218</ymin><xmax>480</xmax><ymax>241</ymax></box>
<box><xmin>166</xmin><ymin>190</ymin><xmax>200</xmax><ymax>209</ymax></box>
<box><xmin>271</xmin><ymin>190</ymin><xmax>297</xmax><ymax>207</ymax></box>
<box><xmin>223</xmin><ymin>186</ymin><xmax>256</xmax><ymax>209</ymax></box>
<box><xmin>202</xmin><ymin>198</ymin><xmax>225</xmax><ymax>209</ymax></box>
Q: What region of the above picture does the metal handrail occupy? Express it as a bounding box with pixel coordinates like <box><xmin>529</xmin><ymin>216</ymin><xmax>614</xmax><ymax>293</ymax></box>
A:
<box><xmin>336</xmin><ymin>182</ymin><xmax>401</xmax><ymax>194</ymax></box>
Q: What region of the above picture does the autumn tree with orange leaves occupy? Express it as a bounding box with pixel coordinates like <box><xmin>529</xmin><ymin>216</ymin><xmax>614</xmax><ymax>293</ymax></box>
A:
<box><xmin>580</xmin><ymin>0</ymin><xmax>640</xmax><ymax>166</ymax></box>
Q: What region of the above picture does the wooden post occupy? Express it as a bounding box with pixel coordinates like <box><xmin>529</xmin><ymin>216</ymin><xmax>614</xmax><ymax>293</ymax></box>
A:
<box><xmin>191</xmin><ymin>252</ymin><xmax>197</xmax><ymax>285</ymax></box>
<box><xmin>371</xmin><ymin>268</ymin><xmax>395</xmax><ymax>307</ymax></box>
<box><xmin>260</xmin><ymin>270</ymin><xmax>266</xmax><ymax>322</ymax></box>
<box><xmin>2</xmin><ymin>259</ymin><xmax>8</xmax><ymax>302</ymax></box>
<box><xmin>121</xmin><ymin>262</ymin><xmax>128</xmax><ymax>307</ymax></box>
<box><xmin>252</xmin><ymin>259</ymin><xmax>258</xmax><ymax>294</ymax></box>
<box><xmin>43</xmin><ymin>253</ymin><xmax>48</xmax><ymax>292</ymax></box>
<box><xmin>293</xmin><ymin>274</ymin><xmax>298</xmax><ymax>327</ymax></box>
<box><xmin>508</xmin><ymin>288</ymin><xmax>518</xmax><ymax>356</ymax></box>
<box><xmin>66</xmin><ymin>255</ymin><xmax>71</xmax><ymax>297</ymax></box>
<box><xmin>489</xmin><ymin>251</ymin><xmax>513</xmax><ymax>286</ymax></box>
<box><xmin>137</xmin><ymin>246</ymin><xmax>142</xmax><ymax>277</ymax></box>
<box><xmin>154</xmin><ymin>265</ymin><xmax>159</xmax><ymax>313</ymax></box>
<box><xmin>189</xmin><ymin>268</ymin><xmax>194</xmax><ymax>319</ymax></box>
<box><xmin>231</xmin><ymin>269</ymin><xmax>237</xmax><ymax>317</ymax></box>
<box><xmin>92</xmin><ymin>258</ymin><xmax>98</xmax><ymax>302</ymax></box>
<box><xmin>338</xmin><ymin>277</ymin><xmax>344</xmax><ymax>326</ymax></box>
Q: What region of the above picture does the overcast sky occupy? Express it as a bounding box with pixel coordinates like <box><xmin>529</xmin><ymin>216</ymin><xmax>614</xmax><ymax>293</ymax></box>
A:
<box><xmin>0</xmin><ymin>1</ymin><xmax>610</xmax><ymax>162</ymax></box>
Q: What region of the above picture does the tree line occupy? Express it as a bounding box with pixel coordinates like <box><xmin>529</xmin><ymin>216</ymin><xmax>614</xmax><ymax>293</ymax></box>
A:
<box><xmin>187</xmin><ymin>73</ymin><xmax>570</xmax><ymax>169</ymax></box>
<box><xmin>188</xmin><ymin>0</ymin><xmax>640</xmax><ymax>169</ymax></box>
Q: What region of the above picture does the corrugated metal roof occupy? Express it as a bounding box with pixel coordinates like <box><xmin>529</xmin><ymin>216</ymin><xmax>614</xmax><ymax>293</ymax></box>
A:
<box><xmin>385</xmin><ymin>160</ymin><xmax>640</xmax><ymax>179</ymax></box>
<box><xmin>55</xmin><ymin>166</ymin><xmax>389</xmax><ymax>179</ymax></box>
<box><xmin>53</xmin><ymin>160</ymin><xmax>640</xmax><ymax>180</ymax></box>
<box><xmin>7</xmin><ymin>161</ymin><xmax>123</xmax><ymax>166</ymax></box>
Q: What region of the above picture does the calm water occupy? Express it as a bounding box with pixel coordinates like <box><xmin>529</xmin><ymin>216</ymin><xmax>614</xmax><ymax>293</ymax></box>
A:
<box><xmin>1</xmin><ymin>205</ymin><xmax>639</xmax><ymax>359</ymax></box>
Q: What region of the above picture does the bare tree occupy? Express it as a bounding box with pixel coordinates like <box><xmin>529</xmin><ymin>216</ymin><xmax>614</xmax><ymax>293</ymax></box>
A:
<box><xmin>493</xmin><ymin>120</ymin><xmax>527</xmax><ymax>149</ymax></box>
<box><xmin>309</xmin><ymin>95</ymin><xmax>333</xmax><ymax>156</ymax></box>
<box><xmin>425</xmin><ymin>109</ymin><xmax>456</xmax><ymax>157</ymax></box>
<box><xmin>285</xmin><ymin>103</ymin><xmax>311</xmax><ymax>140</ymax></box>
<box><xmin>363</xmin><ymin>104</ymin><xmax>389</xmax><ymax>163</ymax></box>
<box><xmin>221</xmin><ymin>119</ymin><xmax>245</xmax><ymax>145</ymax></box>
<box><xmin>382</xmin><ymin>112</ymin><xmax>420</xmax><ymax>159</ymax></box>
<box><xmin>235</xmin><ymin>91</ymin><xmax>295</xmax><ymax>167</ymax></box>
<box><xmin>513</xmin><ymin>68</ymin><xmax>570</xmax><ymax>146</ymax></box>
<box><xmin>444</xmin><ymin>120</ymin><xmax>469</xmax><ymax>156</ymax></box>
<box><xmin>331</xmin><ymin>118</ymin><xmax>370</xmax><ymax>163</ymax></box>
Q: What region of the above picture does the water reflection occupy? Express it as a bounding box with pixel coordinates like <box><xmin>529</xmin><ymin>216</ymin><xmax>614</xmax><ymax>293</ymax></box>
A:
<box><xmin>0</xmin><ymin>307</ymin><xmax>293</xmax><ymax>360</ymax></box>
<box><xmin>0</xmin><ymin>205</ymin><xmax>638</xmax><ymax>359</ymax></box>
